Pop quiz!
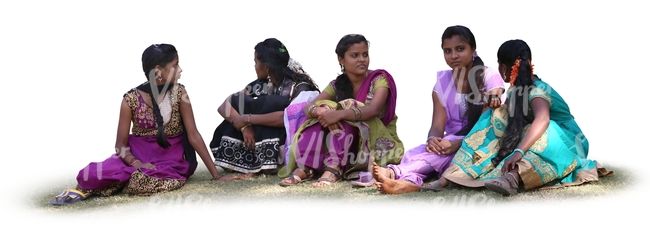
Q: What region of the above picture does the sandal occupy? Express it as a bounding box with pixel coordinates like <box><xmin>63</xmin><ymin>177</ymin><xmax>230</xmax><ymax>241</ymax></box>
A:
<box><xmin>48</xmin><ymin>189</ymin><xmax>87</xmax><ymax>205</ymax></box>
<box><xmin>421</xmin><ymin>179</ymin><xmax>456</xmax><ymax>192</ymax></box>
<box><xmin>312</xmin><ymin>166</ymin><xmax>342</xmax><ymax>187</ymax></box>
<box><xmin>484</xmin><ymin>172</ymin><xmax>519</xmax><ymax>196</ymax></box>
<box><xmin>350</xmin><ymin>171</ymin><xmax>375</xmax><ymax>187</ymax></box>
<box><xmin>279</xmin><ymin>167</ymin><xmax>314</xmax><ymax>187</ymax></box>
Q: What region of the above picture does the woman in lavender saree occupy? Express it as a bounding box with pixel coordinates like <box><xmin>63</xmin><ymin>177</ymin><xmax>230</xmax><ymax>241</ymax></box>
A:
<box><xmin>371</xmin><ymin>25</ymin><xmax>506</xmax><ymax>194</ymax></box>
<box><xmin>279</xmin><ymin>34</ymin><xmax>404</xmax><ymax>187</ymax></box>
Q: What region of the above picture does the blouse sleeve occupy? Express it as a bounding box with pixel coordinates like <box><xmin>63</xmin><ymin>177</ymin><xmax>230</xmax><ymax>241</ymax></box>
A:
<box><xmin>373</xmin><ymin>76</ymin><xmax>389</xmax><ymax>90</ymax></box>
<box><xmin>323</xmin><ymin>81</ymin><xmax>336</xmax><ymax>98</ymax></box>
<box><xmin>483</xmin><ymin>67</ymin><xmax>507</xmax><ymax>92</ymax></box>
<box><xmin>529</xmin><ymin>82</ymin><xmax>553</xmax><ymax>106</ymax></box>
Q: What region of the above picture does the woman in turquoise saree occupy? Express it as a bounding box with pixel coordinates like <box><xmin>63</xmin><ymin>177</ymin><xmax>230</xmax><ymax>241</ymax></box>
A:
<box><xmin>429</xmin><ymin>39</ymin><xmax>612</xmax><ymax>195</ymax></box>
<box><xmin>278</xmin><ymin>34</ymin><xmax>404</xmax><ymax>187</ymax></box>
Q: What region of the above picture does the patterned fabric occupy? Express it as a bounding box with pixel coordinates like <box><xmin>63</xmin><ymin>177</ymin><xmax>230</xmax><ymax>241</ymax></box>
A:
<box><xmin>279</xmin><ymin>69</ymin><xmax>404</xmax><ymax>180</ymax></box>
<box><xmin>124</xmin><ymin>84</ymin><xmax>184</xmax><ymax>137</ymax></box>
<box><xmin>443</xmin><ymin>78</ymin><xmax>609</xmax><ymax>190</ymax></box>
<box><xmin>74</xmin><ymin>84</ymin><xmax>191</xmax><ymax>197</ymax></box>
<box><xmin>211</xmin><ymin>68</ymin><xmax>317</xmax><ymax>174</ymax></box>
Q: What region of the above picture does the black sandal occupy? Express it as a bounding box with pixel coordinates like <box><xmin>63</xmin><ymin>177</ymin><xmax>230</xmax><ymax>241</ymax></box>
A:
<box><xmin>312</xmin><ymin>167</ymin><xmax>342</xmax><ymax>187</ymax></box>
<box><xmin>279</xmin><ymin>167</ymin><xmax>314</xmax><ymax>187</ymax></box>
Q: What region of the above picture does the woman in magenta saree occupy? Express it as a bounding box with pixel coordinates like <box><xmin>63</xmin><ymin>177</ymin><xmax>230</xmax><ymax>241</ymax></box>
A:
<box><xmin>279</xmin><ymin>34</ymin><xmax>404</xmax><ymax>187</ymax></box>
<box><xmin>49</xmin><ymin>44</ymin><xmax>229</xmax><ymax>205</ymax></box>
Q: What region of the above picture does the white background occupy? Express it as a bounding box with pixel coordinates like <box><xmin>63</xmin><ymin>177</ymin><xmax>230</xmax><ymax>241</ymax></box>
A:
<box><xmin>2</xmin><ymin>0</ymin><xmax>648</xmax><ymax>248</ymax></box>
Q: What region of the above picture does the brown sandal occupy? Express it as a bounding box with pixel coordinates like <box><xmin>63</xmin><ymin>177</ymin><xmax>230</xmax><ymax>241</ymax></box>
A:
<box><xmin>484</xmin><ymin>172</ymin><xmax>520</xmax><ymax>196</ymax></box>
<box><xmin>312</xmin><ymin>167</ymin><xmax>342</xmax><ymax>187</ymax></box>
<box><xmin>279</xmin><ymin>167</ymin><xmax>314</xmax><ymax>187</ymax></box>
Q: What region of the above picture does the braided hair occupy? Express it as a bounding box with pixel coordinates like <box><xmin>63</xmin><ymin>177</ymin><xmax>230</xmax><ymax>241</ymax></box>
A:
<box><xmin>333</xmin><ymin>34</ymin><xmax>369</xmax><ymax>101</ymax></box>
<box><xmin>140</xmin><ymin>44</ymin><xmax>178</xmax><ymax>149</ymax></box>
<box><xmin>441</xmin><ymin>25</ymin><xmax>486</xmax><ymax>136</ymax></box>
<box><xmin>255</xmin><ymin>38</ymin><xmax>318</xmax><ymax>90</ymax></box>
<box><xmin>491</xmin><ymin>39</ymin><xmax>535</xmax><ymax>166</ymax></box>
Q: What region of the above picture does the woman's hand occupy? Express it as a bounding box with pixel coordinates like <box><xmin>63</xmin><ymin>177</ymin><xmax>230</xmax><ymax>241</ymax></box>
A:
<box><xmin>212</xmin><ymin>174</ymin><xmax>241</xmax><ymax>181</ymax></box>
<box><xmin>134</xmin><ymin>162</ymin><xmax>157</xmax><ymax>170</ymax></box>
<box><xmin>313</xmin><ymin>107</ymin><xmax>328</xmax><ymax>118</ymax></box>
<box><xmin>242</xmin><ymin>126</ymin><xmax>255</xmax><ymax>152</ymax></box>
<box><xmin>502</xmin><ymin>151</ymin><xmax>523</xmax><ymax>175</ymax></box>
<box><xmin>318</xmin><ymin>110</ymin><xmax>343</xmax><ymax>128</ymax></box>
<box><xmin>484</xmin><ymin>92</ymin><xmax>502</xmax><ymax>109</ymax></box>
<box><xmin>231</xmin><ymin>115</ymin><xmax>248</xmax><ymax>131</ymax></box>
<box><xmin>426</xmin><ymin>137</ymin><xmax>444</xmax><ymax>154</ymax></box>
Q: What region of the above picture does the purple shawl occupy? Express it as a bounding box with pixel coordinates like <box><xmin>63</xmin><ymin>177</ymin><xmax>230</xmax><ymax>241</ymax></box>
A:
<box><xmin>354</xmin><ymin>69</ymin><xmax>397</xmax><ymax>125</ymax></box>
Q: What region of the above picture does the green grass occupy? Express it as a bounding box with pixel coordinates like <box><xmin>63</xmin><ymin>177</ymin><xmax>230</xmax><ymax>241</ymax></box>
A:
<box><xmin>31</xmin><ymin>164</ymin><xmax>633</xmax><ymax>213</ymax></box>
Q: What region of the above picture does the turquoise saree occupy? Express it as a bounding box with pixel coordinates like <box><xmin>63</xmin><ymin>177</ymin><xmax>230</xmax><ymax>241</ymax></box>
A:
<box><xmin>443</xmin><ymin>77</ymin><xmax>612</xmax><ymax>190</ymax></box>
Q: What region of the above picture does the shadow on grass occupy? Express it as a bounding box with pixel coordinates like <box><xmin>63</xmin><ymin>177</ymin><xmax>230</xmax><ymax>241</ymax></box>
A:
<box><xmin>31</xmin><ymin>164</ymin><xmax>634</xmax><ymax>213</ymax></box>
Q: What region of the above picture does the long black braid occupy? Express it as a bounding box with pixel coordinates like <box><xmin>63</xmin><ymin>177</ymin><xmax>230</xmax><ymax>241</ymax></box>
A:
<box><xmin>491</xmin><ymin>39</ymin><xmax>535</xmax><ymax>166</ymax></box>
<box><xmin>139</xmin><ymin>44</ymin><xmax>178</xmax><ymax>149</ymax></box>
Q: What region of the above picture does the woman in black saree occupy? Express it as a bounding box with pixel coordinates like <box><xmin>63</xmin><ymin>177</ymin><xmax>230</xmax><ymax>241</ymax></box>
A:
<box><xmin>211</xmin><ymin>38</ymin><xmax>319</xmax><ymax>179</ymax></box>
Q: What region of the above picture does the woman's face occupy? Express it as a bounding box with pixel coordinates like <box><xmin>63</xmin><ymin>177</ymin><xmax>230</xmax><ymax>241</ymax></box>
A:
<box><xmin>338</xmin><ymin>42</ymin><xmax>369</xmax><ymax>77</ymax></box>
<box><xmin>498</xmin><ymin>61</ymin><xmax>510</xmax><ymax>83</ymax></box>
<box><xmin>157</xmin><ymin>54</ymin><xmax>182</xmax><ymax>84</ymax></box>
<box><xmin>442</xmin><ymin>35</ymin><xmax>474</xmax><ymax>72</ymax></box>
<box><xmin>254</xmin><ymin>51</ymin><xmax>269</xmax><ymax>80</ymax></box>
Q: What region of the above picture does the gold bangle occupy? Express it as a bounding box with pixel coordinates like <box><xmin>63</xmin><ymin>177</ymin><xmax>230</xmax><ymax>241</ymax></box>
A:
<box><xmin>240</xmin><ymin>124</ymin><xmax>251</xmax><ymax>132</ymax></box>
<box><xmin>352</xmin><ymin>107</ymin><xmax>362</xmax><ymax>121</ymax></box>
<box><xmin>307</xmin><ymin>105</ymin><xmax>317</xmax><ymax>118</ymax></box>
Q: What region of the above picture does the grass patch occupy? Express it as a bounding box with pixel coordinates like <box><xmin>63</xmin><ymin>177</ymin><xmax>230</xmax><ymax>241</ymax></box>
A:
<box><xmin>31</xmin><ymin>164</ymin><xmax>633</xmax><ymax>213</ymax></box>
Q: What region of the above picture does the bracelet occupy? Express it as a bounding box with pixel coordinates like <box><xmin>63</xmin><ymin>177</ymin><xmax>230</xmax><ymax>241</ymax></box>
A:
<box><xmin>240</xmin><ymin>124</ymin><xmax>251</xmax><ymax>132</ymax></box>
<box><xmin>247</xmin><ymin>114</ymin><xmax>251</xmax><ymax>124</ymax></box>
<box><xmin>307</xmin><ymin>105</ymin><xmax>317</xmax><ymax>118</ymax></box>
<box><xmin>128</xmin><ymin>157</ymin><xmax>141</xmax><ymax>166</ymax></box>
<box><xmin>512</xmin><ymin>148</ymin><xmax>525</xmax><ymax>157</ymax></box>
<box><xmin>351</xmin><ymin>107</ymin><xmax>362</xmax><ymax>121</ymax></box>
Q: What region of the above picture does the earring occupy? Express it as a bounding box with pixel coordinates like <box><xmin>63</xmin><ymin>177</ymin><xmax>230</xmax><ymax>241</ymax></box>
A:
<box><xmin>157</xmin><ymin>75</ymin><xmax>162</xmax><ymax>82</ymax></box>
<box><xmin>340</xmin><ymin>65</ymin><xmax>345</xmax><ymax>73</ymax></box>
<box><xmin>502</xmin><ymin>74</ymin><xmax>506</xmax><ymax>81</ymax></box>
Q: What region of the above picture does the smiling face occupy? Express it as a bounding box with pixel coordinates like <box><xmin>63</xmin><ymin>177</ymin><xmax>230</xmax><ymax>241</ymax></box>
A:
<box><xmin>442</xmin><ymin>35</ymin><xmax>475</xmax><ymax>71</ymax></box>
<box><xmin>156</xmin><ymin>54</ymin><xmax>182</xmax><ymax>84</ymax></box>
<box><xmin>338</xmin><ymin>42</ymin><xmax>369</xmax><ymax>77</ymax></box>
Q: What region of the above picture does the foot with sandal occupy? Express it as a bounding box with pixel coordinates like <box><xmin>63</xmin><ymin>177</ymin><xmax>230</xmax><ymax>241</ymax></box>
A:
<box><xmin>48</xmin><ymin>189</ymin><xmax>88</xmax><ymax>206</ymax></box>
<box><xmin>311</xmin><ymin>166</ymin><xmax>342</xmax><ymax>187</ymax></box>
<box><xmin>370</xmin><ymin>157</ymin><xmax>422</xmax><ymax>195</ymax></box>
<box><xmin>279</xmin><ymin>167</ymin><xmax>315</xmax><ymax>187</ymax></box>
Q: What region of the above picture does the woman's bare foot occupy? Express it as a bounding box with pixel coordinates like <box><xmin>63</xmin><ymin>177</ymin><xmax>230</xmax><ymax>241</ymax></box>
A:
<box><xmin>377</xmin><ymin>178</ymin><xmax>422</xmax><ymax>195</ymax></box>
<box><xmin>370</xmin><ymin>157</ymin><xmax>393</xmax><ymax>181</ymax></box>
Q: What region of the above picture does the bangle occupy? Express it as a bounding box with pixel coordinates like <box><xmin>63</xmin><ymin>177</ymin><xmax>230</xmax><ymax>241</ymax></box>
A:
<box><xmin>512</xmin><ymin>148</ymin><xmax>525</xmax><ymax>156</ymax></box>
<box><xmin>351</xmin><ymin>107</ymin><xmax>362</xmax><ymax>121</ymax></box>
<box><xmin>247</xmin><ymin>114</ymin><xmax>251</xmax><ymax>124</ymax></box>
<box><xmin>240</xmin><ymin>124</ymin><xmax>251</xmax><ymax>132</ymax></box>
<box><xmin>427</xmin><ymin>136</ymin><xmax>436</xmax><ymax>143</ymax></box>
<box><xmin>307</xmin><ymin>105</ymin><xmax>317</xmax><ymax>118</ymax></box>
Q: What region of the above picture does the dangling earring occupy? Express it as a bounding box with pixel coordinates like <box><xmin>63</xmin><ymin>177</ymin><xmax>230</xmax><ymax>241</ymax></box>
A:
<box><xmin>502</xmin><ymin>74</ymin><xmax>507</xmax><ymax>81</ymax></box>
<box><xmin>340</xmin><ymin>65</ymin><xmax>345</xmax><ymax>73</ymax></box>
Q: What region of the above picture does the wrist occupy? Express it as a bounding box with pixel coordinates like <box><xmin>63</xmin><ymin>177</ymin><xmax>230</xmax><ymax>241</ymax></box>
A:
<box><xmin>512</xmin><ymin>148</ymin><xmax>525</xmax><ymax>157</ymax></box>
<box><xmin>240</xmin><ymin>124</ymin><xmax>252</xmax><ymax>132</ymax></box>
